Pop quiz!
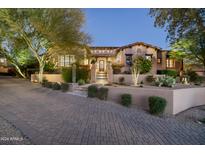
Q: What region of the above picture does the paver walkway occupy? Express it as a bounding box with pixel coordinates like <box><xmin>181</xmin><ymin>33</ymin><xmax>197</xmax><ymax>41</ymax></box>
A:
<box><xmin>0</xmin><ymin>76</ymin><xmax>205</xmax><ymax>145</ymax></box>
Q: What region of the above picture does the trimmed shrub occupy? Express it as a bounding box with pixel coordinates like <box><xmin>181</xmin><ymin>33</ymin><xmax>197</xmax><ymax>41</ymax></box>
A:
<box><xmin>78</xmin><ymin>79</ymin><xmax>85</xmax><ymax>85</ymax></box>
<box><xmin>148</xmin><ymin>96</ymin><xmax>167</xmax><ymax>115</ymax></box>
<box><xmin>45</xmin><ymin>82</ymin><xmax>53</xmax><ymax>88</ymax></box>
<box><xmin>61</xmin><ymin>67</ymin><xmax>72</xmax><ymax>83</ymax></box>
<box><xmin>52</xmin><ymin>82</ymin><xmax>61</xmax><ymax>90</ymax></box>
<box><xmin>41</xmin><ymin>78</ymin><xmax>48</xmax><ymax>87</ymax></box>
<box><xmin>161</xmin><ymin>70</ymin><xmax>178</xmax><ymax>78</ymax></box>
<box><xmin>76</xmin><ymin>66</ymin><xmax>90</xmax><ymax>82</ymax></box>
<box><xmin>146</xmin><ymin>75</ymin><xmax>155</xmax><ymax>83</ymax></box>
<box><xmin>88</xmin><ymin>85</ymin><xmax>98</xmax><ymax>98</ymax></box>
<box><xmin>97</xmin><ymin>87</ymin><xmax>109</xmax><ymax>100</ymax></box>
<box><xmin>61</xmin><ymin>83</ymin><xmax>69</xmax><ymax>92</ymax></box>
<box><xmin>194</xmin><ymin>76</ymin><xmax>203</xmax><ymax>85</ymax></box>
<box><xmin>120</xmin><ymin>94</ymin><xmax>132</xmax><ymax>107</ymax></box>
<box><xmin>186</xmin><ymin>70</ymin><xmax>203</xmax><ymax>85</ymax></box>
<box><xmin>119</xmin><ymin>77</ymin><xmax>125</xmax><ymax>85</ymax></box>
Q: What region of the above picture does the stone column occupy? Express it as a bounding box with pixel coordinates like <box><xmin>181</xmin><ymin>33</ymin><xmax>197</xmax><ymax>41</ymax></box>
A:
<box><xmin>107</xmin><ymin>62</ymin><xmax>113</xmax><ymax>84</ymax></box>
<box><xmin>72</xmin><ymin>64</ymin><xmax>76</xmax><ymax>83</ymax></box>
<box><xmin>91</xmin><ymin>64</ymin><xmax>96</xmax><ymax>83</ymax></box>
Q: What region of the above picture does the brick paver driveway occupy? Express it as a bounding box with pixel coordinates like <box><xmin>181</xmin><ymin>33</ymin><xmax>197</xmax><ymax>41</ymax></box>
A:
<box><xmin>0</xmin><ymin>76</ymin><xmax>205</xmax><ymax>145</ymax></box>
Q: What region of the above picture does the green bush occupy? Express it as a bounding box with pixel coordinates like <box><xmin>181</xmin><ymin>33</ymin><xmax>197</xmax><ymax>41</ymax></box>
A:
<box><xmin>61</xmin><ymin>83</ymin><xmax>69</xmax><ymax>92</ymax></box>
<box><xmin>194</xmin><ymin>76</ymin><xmax>203</xmax><ymax>85</ymax></box>
<box><xmin>88</xmin><ymin>85</ymin><xmax>98</xmax><ymax>98</ymax></box>
<box><xmin>155</xmin><ymin>76</ymin><xmax>176</xmax><ymax>87</ymax></box>
<box><xmin>149</xmin><ymin>96</ymin><xmax>167</xmax><ymax>115</ymax></box>
<box><xmin>52</xmin><ymin>82</ymin><xmax>61</xmax><ymax>90</ymax></box>
<box><xmin>161</xmin><ymin>70</ymin><xmax>178</xmax><ymax>78</ymax></box>
<box><xmin>45</xmin><ymin>82</ymin><xmax>53</xmax><ymax>88</ymax></box>
<box><xmin>186</xmin><ymin>70</ymin><xmax>203</xmax><ymax>85</ymax></box>
<box><xmin>41</xmin><ymin>78</ymin><xmax>48</xmax><ymax>87</ymax></box>
<box><xmin>97</xmin><ymin>87</ymin><xmax>109</xmax><ymax>100</ymax></box>
<box><xmin>76</xmin><ymin>66</ymin><xmax>90</xmax><ymax>82</ymax></box>
<box><xmin>146</xmin><ymin>75</ymin><xmax>155</xmax><ymax>83</ymax></box>
<box><xmin>44</xmin><ymin>61</ymin><xmax>56</xmax><ymax>73</ymax></box>
<box><xmin>61</xmin><ymin>67</ymin><xmax>72</xmax><ymax>83</ymax></box>
<box><xmin>120</xmin><ymin>94</ymin><xmax>132</xmax><ymax>107</ymax></box>
<box><xmin>78</xmin><ymin>79</ymin><xmax>85</xmax><ymax>85</ymax></box>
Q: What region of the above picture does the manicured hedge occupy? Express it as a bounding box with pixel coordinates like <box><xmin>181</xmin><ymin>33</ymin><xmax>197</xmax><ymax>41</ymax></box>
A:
<box><xmin>148</xmin><ymin>96</ymin><xmax>167</xmax><ymax>115</ymax></box>
<box><xmin>61</xmin><ymin>83</ymin><xmax>69</xmax><ymax>92</ymax></box>
<box><xmin>120</xmin><ymin>94</ymin><xmax>132</xmax><ymax>107</ymax></box>
<box><xmin>61</xmin><ymin>66</ymin><xmax>90</xmax><ymax>83</ymax></box>
<box><xmin>76</xmin><ymin>66</ymin><xmax>90</xmax><ymax>83</ymax></box>
<box><xmin>88</xmin><ymin>85</ymin><xmax>98</xmax><ymax>98</ymax></box>
<box><xmin>97</xmin><ymin>87</ymin><xmax>109</xmax><ymax>100</ymax></box>
<box><xmin>78</xmin><ymin>79</ymin><xmax>85</xmax><ymax>85</ymax></box>
<box><xmin>45</xmin><ymin>82</ymin><xmax>53</xmax><ymax>88</ymax></box>
<box><xmin>61</xmin><ymin>67</ymin><xmax>72</xmax><ymax>83</ymax></box>
<box><xmin>52</xmin><ymin>82</ymin><xmax>61</xmax><ymax>90</ymax></box>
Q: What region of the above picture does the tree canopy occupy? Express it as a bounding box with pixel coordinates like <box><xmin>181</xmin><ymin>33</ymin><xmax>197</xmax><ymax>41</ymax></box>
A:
<box><xmin>149</xmin><ymin>9</ymin><xmax>205</xmax><ymax>43</ymax></box>
<box><xmin>150</xmin><ymin>9</ymin><xmax>205</xmax><ymax>71</ymax></box>
<box><xmin>0</xmin><ymin>9</ymin><xmax>90</xmax><ymax>81</ymax></box>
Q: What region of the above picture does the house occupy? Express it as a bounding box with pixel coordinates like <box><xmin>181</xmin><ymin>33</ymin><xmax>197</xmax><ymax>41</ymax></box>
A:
<box><xmin>0</xmin><ymin>54</ymin><xmax>11</xmax><ymax>74</ymax></box>
<box><xmin>56</xmin><ymin>41</ymin><xmax>183</xmax><ymax>83</ymax></box>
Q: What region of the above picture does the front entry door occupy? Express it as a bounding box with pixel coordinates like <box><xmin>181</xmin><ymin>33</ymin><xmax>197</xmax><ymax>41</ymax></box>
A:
<box><xmin>99</xmin><ymin>60</ymin><xmax>105</xmax><ymax>72</ymax></box>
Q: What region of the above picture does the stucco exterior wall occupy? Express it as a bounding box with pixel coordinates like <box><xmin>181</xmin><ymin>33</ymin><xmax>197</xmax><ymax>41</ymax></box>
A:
<box><xmin>118</xmin><ymin>45</ymin><xmax>158</xmax><ymax>74</ymax></box>
<box><xmin>31</xmin><ymin>74</ymin><xmax>64</xmax><ymax>83</ymax></box>
<box><xmin>113</xmin><ymin>74</ymin><xmax>165</xmax><ymax>85</ymax></box>
<box><xmin>173</xmin><ymin>88</ymin><xmax>205</xmax><ymax>114</ymax></box>
<box><xmin>106</xmin><ymin>86</ymin><xmax>173</xmax><ymax>114</ymax></box>
<box><xmin>106</xmin><ymin>86</ymin><xmax>205</xmax><ymax>115</ymax></box>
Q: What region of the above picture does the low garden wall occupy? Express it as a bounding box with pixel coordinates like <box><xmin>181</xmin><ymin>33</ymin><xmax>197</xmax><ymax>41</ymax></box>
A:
<box><xmin>106</xmin><ymin>86</ymin><xmax>205</xmax><ymax>115</ymax></box>
<box><xmin>113</xmin><ymin>74</ymin><xmax>165</xmax><ymax>85</ymax></box>
<box><xmin>31</xmin><ymin>74</ymin><xmax>64</xmax><ymax>83</ymax></box>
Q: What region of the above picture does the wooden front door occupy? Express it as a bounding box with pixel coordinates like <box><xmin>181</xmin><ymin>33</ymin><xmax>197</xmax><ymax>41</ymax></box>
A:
<box><xmin>99</xmin><ymin>60</ymin><xmax>105</xmax><ymax>72</ymax></box>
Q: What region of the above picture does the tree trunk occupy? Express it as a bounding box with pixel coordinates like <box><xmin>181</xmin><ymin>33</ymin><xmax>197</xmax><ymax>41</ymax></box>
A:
<box><xmin>12</xmin><ymin>63</ymin><xmax>26</xmax><ymax>79</ymax></box>
<box><xmin>132</xmin><ymin>68</ymin><xmax>140</xmax><ymax>86</ymax></box>
<box><xmin>38</xmin><ymin>62</ymin><xmax>45</xmax><ymax>83</ymax></box>
<box><xmin>136</xmin><ymin>72</ymin><xmax>140</xmax><ymax>86</ymax></box>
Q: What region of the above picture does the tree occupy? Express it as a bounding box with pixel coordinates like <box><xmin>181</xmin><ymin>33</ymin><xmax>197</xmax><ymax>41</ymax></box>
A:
<box><xmin>0</xmin><ymin>9</ymin><xmax>90</xmax><ymax>82</ymax></box>
<box><xmin>149</xmin><ymin>8</ymin><xmax>205</xmax><ymax>71</ymax></box>
<box><xmin>0</xmin><ymin>34</ymin><xmax>35</xmax><ymax>78</ymax></box>
<box><xmin>170</xmin><ymin>33</ymin><xmax>205</xmax><ymax>71</ymax></box>
<box><xmin>131</xmin><ymin>56</ymin><xmax>152</xmax><ymax>86</ymax></box>
<box><xmin>149</xmin><ymin>9</ymin><xmax>205</xmax><ymax>43</ymax></box>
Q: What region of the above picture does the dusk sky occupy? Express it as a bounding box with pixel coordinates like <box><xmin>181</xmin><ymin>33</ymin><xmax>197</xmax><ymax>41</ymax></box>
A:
<box><xmin>84</xmin><ymin>8</ymin><xmax>169</xmax><ymax>49</ymax></box>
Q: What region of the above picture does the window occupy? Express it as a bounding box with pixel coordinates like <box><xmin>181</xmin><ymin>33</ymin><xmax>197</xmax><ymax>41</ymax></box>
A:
<box><xmin>58</xmin><ymin>55</ymin><xmax>75</xmax><ymax>67</ymax></box>
<box><xmin>0</xmin><ymin>58</ymin><xmax>6</xmax><ymax>63</ymax></box>
<box><xmin>166</xmin><ymin>59</ymin><xmax>175</xmax><ymax>68</ymax></box>
<box><xmin>145</xmin><ymin>54</ymin><xmax>152</xmax><ymax>61</ymax></box>
<box><xmin>157</xmin><ymin>58</ymin><xmax>161</xmax><ymax>64</ymax></box>
<box><xmin>125</xmin><ymin>54</ymin><xmax>132</xmax><ymax>66</ymax></box>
